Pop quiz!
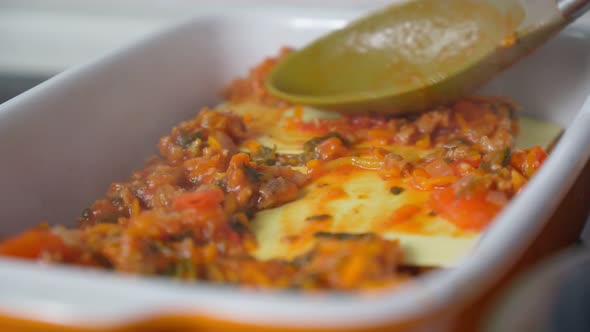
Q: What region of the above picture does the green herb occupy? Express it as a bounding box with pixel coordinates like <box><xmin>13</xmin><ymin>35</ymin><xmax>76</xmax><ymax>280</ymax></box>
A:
<box><xmin>80</xmin><ymin>208</ymin><xmax>93</xmax><ymax>221</ymax></box>
<box><xmin>214</xmin><ymin>179</ymin><xmax>228</xmax><ymax>191</ymax></box>
<box><xmin>95</xmin><ymin>211</ymin><xmax>118</xmax><ymax>224</ymax></box>
<box><xmin>501</xmin><ymin>148</ymin><xmax>512</xmax><ymax>166</ymax></box>
<box><xmin>147</xmin><ymin>241</ymin><xmax>171</xmax><ymax>254</ymax></box>
<box><xmin>305</xmin><ymin>214</ymin><xmax>332</xmax><ymax>222</ymax></box>
<box><xmin>390</xmin><ymin>186</ymin><xmax>405</xmax><ymax>195</ymax></box>
<box><xmin>160</xmin><ymin>264</ymin><xmax>177</xmax><ymax>277</ymax></box>
<box><xmin>276</xmin><ymin>153</ymin><xmax>305</xmax><ymax>166</ymax></box>
<box><xmin>174</xmin><ymin>259</ymin><xmax>197</xmax><ymax>279</ymax></box>
<box><xmin>242</xmin><ymin>165</ymin><xmax>262</xmax><ymax>183</ymax></box>
<box><xmin>91</xmin><ymin>253</ymin><xmax>114</xmax><ymax>269</ymax></box>
<box><xmin>291</xmin><ymin>254</ymin><xmax>311</xmax><ymax>268</ymax></box>
<box><xmin>110</xmin><ymin>197</ymin><xmax>123</xmax><ymax>207</ymax></box>
<box><xmin>303</xmin><ymin>132</ymin><xmax>349</xmax><ymax>160</ymax></box>
<box><xmin>313</xmin><ymin>232</ymin><xmax>375</xmax><ymax>240</ymax></box>
<box><xmin>228</xmin><ymin>217</ymin><xmax>249</xmax><ymax>235</ymax></box>
<box><xmin>176</xmin><ymin>130</ymin><xmax>202</xmax><ymax>148</ymax></box>
<box><xmin>168</xmin><ymin>230</ymin><xmax>194</xmax><ymax>241</ymax></box>
<box><xmin>160</xmin><ymin>259</ymin><xmax>197</xmax><ymax>279</ymax></box>
<box><xmin>479</xmin><ymin>161</ymin><xmax>491</xmax><ymax>170</ymax></box>
<box><xmin>443</xmin><ymin>138</ymin><xmax>468</xmax><ymax>149</ymax></box>
<box><xmin>252</xmin><ymin>145</ymin><xmax>277</xmax><ymax>165</ymax></box>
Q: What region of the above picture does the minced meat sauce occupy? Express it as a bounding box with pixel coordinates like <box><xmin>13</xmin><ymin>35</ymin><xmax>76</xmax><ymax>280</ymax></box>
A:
<box><xmin>0</xmin><ymin>49</ymin><xmax>547</xmax><ymax>290</ymax></box>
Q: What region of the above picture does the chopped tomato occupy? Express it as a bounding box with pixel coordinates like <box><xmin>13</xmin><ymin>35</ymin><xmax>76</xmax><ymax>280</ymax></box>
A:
<box><xmin>430</xmin><ymin>187</ymin><xmax>502</xmax><ymax>231</ymax></box>
<box><xmin>0</xmin><ymin>228</ymin><xmax>70</xmax><ymax>259</ymax></box>
<box><xmin>510</xmin><ymin>146</ymin><xmax>547</xmax><ymax>178</ymax></box>
<box><xmin>173</xmin><ymin>188</ymin><xmax>224</xmax><ymax>211</ymax></box>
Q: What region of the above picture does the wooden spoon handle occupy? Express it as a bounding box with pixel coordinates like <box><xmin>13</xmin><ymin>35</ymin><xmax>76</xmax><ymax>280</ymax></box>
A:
<box><xmin>558</xmin><ymin>0</ymin><xmax>590</xmax><ymax>19</ymax></box>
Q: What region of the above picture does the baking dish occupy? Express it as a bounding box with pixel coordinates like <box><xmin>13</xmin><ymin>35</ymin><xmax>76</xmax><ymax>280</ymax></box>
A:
<box><xmin>1</xmin><ymin>3</ymin><xmax>590</xmax><ymax>331</ymax></box>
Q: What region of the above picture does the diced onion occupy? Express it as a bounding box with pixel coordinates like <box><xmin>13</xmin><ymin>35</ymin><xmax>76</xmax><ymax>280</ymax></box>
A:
<box><xmin>424</xmin><ymin>159</ymin><xmax>453</xmax><ymax>177</ymax></box>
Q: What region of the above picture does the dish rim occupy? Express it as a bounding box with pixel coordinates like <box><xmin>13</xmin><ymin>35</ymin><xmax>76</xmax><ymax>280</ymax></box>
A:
<box><xmin>0</xmin><ymin>4</ymin><xmax>590</xmax><ymax>329</ymax></box>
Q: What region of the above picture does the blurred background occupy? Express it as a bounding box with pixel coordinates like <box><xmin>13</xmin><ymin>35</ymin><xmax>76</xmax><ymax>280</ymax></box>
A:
<box><xmin>0</xmin><ymin>0</ymin><xmax>395</xmax><ymax>104</ymax></box>
<box><xmin>0</xmin><ymin>0</ymin><xmax>191</xmax><ymax>103</ymax></box>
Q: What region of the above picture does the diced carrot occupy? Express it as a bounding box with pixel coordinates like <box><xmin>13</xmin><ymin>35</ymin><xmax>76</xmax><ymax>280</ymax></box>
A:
<box><xmin>367</xmin><ymin>128</ymin><xmax>392</xmax><ymax>145</ymax></box>
<box><xmin>340</xmin><ymin>254</ymin><xmax>365</xmax><ymax>288</ymax></box>
<box><xmin>243</xmin><ymin>139</ymin><xmax>262</xmax><ymax>153</ymax></box>
<box><xmin>455</xmin><ymin>112</ymin><xmax>469</xmax><ymax>131</ymax></box>
<box><xmin>387</xmin><ymin>205</ymin><xmax>421</xmax><ymax>226</ymax></box>
<box><xmin>229</xmin><ymin>152</ymin><xmax>251</xmax><ymax>167</ymax></box>
<box><xmin>425</xmin><ymin>175</ymin><xmax>458</xmax><ymax>188</ymax></box>
<box><xmin>306</xmin><ymin>159</ymin><xmax>323</xmax><ymax>179</ymax></box>
<box><xmin>415</xmin><ymin>135</ymin><xmax>431</xmax><ymax>149</ymax></box>
<box><xmin>293</xmin><ymin>105</ymin><xmax>304</xmax><ymax>119</ymax></box>
<box><xmin>173</xmin><ymin>188</ymin><xmax>224</xmax><ymax>211</ymax></box>
<box><xmin>0</xmin><ymin>228</ymin><xmax>68</xmax><ymax>259</ymax></box>
<box><xmin>242</xmin><ymin>113</ymin><xmax>254</xmax><ymax>125</ymax></box>
<box><xmin>412</xmin><ymin>168</ymin><xmax>430</xmax><ymax>178</ymax></box>
<box><xmin>131</xmin><ymin>198</ymin><xmax>141</xmax><ymax>217</ymax></box>
<box><xmin>207</xmin><ymin>136</ymin><xmax>222</xmax><ymax>150</ymax></box>
<box><xmin>315</xmin><ymin>137</ymin><xmax>348</xmax><ymax>160</ymax></box>
<box><xmin>511</xmin><ymin>169</ymin><xmax>527</xmax><ymax>192</ymax></box>
<box><xmin>510</xmin><ymin>146</ymin><xmax>547</xmax><ymax>178</ymax></box>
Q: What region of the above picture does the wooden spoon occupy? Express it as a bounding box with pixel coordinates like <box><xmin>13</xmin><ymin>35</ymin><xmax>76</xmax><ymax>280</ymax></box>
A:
<box><xmin>266</xmin><ymin>0</ymin><xmax>590</xmax><ymax>114</ymax></box>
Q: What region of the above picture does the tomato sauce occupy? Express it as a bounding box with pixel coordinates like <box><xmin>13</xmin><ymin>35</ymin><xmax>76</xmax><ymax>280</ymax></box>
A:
<box><xmin>0</xmin><ymin>49</ymin><xmax>548</xmax><ymax>290</ymax></box>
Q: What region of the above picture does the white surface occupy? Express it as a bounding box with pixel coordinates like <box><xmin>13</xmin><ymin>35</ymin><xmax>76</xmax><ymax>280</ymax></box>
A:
<box><xmin>0</xmin><ymin>9</ymin><xmax>167</xmax><ymax>75</ymax></box>
<box><xmin>2</xmin><ymin>0</ymin><xmax>589</xmax><ymax>76</ymax></box>
<box><xmin>0</xmin><ymin>2</ymin><xmax>590</xmax><ymax>331</ymax></box>
<box><xmin>0</xmin><ymin>0</ymin><xmax>392</xmax><ymax>76</ymax></box>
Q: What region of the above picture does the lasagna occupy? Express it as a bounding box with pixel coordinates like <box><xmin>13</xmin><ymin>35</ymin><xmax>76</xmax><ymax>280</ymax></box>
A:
<box><xmin>0</xmin><ymin>49</ymin><xmax>556</xmax><ymax>290</ymax></box>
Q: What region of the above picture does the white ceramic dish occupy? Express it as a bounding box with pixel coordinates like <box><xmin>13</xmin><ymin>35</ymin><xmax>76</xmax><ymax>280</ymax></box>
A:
<box><xmin>1</xmin><ymin>3</ymin><xmax>590</xmax><ymax>331</ymax></box>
